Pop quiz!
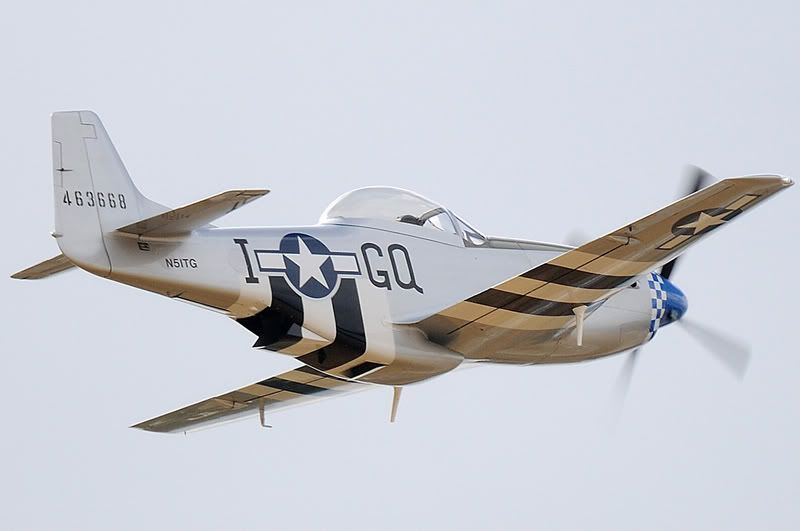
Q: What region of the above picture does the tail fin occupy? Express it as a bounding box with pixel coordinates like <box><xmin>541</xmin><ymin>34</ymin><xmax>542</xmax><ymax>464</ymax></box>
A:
<box><xmin>52</xmin><ymin>111</ymin><xmax>162</xmax><ymax>276</ymax></box>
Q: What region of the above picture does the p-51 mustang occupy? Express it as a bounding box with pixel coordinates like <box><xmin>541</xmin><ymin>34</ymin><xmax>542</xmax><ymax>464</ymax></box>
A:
<box><xmin>13</xmin><ymin>111</ymin><xmax>793</xmax><ymax>432</ymax></box>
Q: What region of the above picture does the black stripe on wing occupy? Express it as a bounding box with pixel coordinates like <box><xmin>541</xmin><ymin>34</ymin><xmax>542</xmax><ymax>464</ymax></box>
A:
<box><xmin>257</xmin><ymin>377</ymin><xmax>334</xmax><ymax>396</ymax></box>
<box><xmin>468</xmin><ymin>288</ymin><xmax>581</xmax><ymax>316</ymax></box>
<box><xmin>522</xmin><ymin>264</ymin><xmax>632</xmax><ymax>290</ymax></box>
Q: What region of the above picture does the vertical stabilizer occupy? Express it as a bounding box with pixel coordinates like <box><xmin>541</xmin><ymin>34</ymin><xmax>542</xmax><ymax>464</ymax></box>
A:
<box><xmin>52</xmin><ymin>111</ymin><xmax>160</xmax><ymax>276</ymax></box>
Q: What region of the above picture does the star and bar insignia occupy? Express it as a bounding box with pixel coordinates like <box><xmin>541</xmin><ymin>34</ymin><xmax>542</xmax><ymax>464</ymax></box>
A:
<box><xmin>657</xmin><ymin>194</ymin><xmax>759</xmax><ymax>250</ymax></box>
<box><xmin>253</xmin><ymin>233</ymin><xmax>361</xmax><ymax>299</ymax></box>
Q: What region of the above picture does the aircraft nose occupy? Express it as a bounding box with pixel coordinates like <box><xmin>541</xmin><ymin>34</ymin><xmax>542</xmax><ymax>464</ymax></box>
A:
<box><xmin>659</xmin><ymin>277</ymin><xmax>688</xmax><ymax>326</ymax></box>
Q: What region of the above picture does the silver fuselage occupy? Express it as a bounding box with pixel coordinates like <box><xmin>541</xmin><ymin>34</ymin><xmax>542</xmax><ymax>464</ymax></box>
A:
<box><xmin>101</xmin><ymin>218</ymin><xmax>656</xmax><ymax>385</ymax></box>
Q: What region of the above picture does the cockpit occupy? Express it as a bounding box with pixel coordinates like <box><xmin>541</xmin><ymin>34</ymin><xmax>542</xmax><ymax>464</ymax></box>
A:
<box><xmin>319</xmin><ymin>186</ymin><xmax>487</xmax><ymax>246</ymax></box>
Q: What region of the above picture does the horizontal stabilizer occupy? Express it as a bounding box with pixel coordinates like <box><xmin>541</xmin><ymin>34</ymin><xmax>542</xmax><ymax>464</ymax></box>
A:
<box><xmin>115</xmin><ymin>189</ymin><xmax>268</xmax><ymax>238</ymax></box>
<box><xmin>11</xmin><ymin>254</ymin><xmax>75</xmax><ymax>280</ymax></box>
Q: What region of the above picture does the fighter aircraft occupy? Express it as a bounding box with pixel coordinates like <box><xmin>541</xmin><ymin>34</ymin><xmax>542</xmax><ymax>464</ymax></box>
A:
<box><xmin>12</xmin><ymin>111</ymin><xmax>793</xmax><ymax>432</ymax></box>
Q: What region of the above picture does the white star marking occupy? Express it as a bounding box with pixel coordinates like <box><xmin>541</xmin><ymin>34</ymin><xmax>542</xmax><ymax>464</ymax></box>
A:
<box><xmin>286</xmin><ymin>237</ymin><xmax>330</xmax><ymax>289</ymax></box>
<box><xmin>678</xmin><ymin>211</ymin><xmax>728</xmax><ymax>234</ymax></box>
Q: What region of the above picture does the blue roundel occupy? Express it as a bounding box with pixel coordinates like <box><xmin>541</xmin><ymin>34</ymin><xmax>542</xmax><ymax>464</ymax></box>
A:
<box><xmin>279</xmin><ymin>233</ymin><xmax>339</xmax><ymax>298</ymax></box>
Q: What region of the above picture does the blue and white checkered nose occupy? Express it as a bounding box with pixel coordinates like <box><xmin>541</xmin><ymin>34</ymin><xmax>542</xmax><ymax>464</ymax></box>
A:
<box><xmin>659</xmin><ymin>278</ymin><xmax>688</xmax><ymax>326</ymax></box>
<box><xmin>646</xmin><ymin>272</ymin><xmax>688</xmax><ymax>337</ymax></box>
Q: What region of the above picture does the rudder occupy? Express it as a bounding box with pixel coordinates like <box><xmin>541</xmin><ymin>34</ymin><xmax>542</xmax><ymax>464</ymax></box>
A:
<box><xmin>52</xmin><ymin>111</ymin><xmax>161</xmax><ymax>276</ymax></box>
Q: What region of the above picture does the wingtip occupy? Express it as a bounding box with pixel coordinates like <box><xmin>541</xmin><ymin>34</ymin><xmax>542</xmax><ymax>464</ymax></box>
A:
<box><xmin>781</xmin><ymin>175</ymin><xmax>794</xmax><ymax>186</ymax></box>
<box><xmin>130</xmin><ymin>422</ymin><xmax>164</xmax><ymax>433</ymax></box>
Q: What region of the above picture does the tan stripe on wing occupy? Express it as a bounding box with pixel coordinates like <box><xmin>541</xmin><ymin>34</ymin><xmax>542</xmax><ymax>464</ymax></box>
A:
<box><xmin>548</xmin><ymin>251</ymin><xmax>656</xmax><ymax>277</ymax></box>
<box><xmin>278</xmin><ymin>369</ymin><xmax>347</xmax><ymax>390</ymax></box>
<box><xmin>475</xmin><ymin>309</ymin><xmax>574</xmax><ymax>331</ymax></box>
<box><xmin>238</xmin><ymin>383</ymin><xmax>302</xmax><ymax>401</ymax></box>
<box><xmin>305</xmin><ymin>377</ymin><xmax>348</xmax><ymax>390</ymax></box>
<box><xmin>276</xmin><ymin>369</ymin><xmax>324</xmax><ymax>385</ymax></box>
<box><xmin>438</xmin><ymin>301</ymin><xmax>495</xmax><ymax>322</ymax></box>
<box><xmin>440</xmin><ymin>301</ymin><xmax>574</xmax><ymax>331</ymax></box>
<box><xmin>496</xmin><ymin>276</ymin><xmax>617</xmax><ymax>303</ymax></box>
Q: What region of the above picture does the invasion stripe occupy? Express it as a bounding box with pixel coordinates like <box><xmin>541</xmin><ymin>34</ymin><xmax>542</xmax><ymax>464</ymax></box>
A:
<box><xmin>547</xmin><ymin>251</ymin><xmax>656</xmax><ymax>277</ymax></box>
<box><xmin>269</xmin><ymin>276</ymin><xmax>304</xmax><ymax>326</ymax></box>
<box><xmin>497</xmin><ymin>277</ymin><xmax>614</xmax><ymax>303</ymax></box>
<box><xmin>343</xmin><ymin>361</ymin><xmax>385</xmax><ymax>379</ymax></box>
<box><xmin>238</xmin><ymin>277</ymin><xmax>306</xmax><ymax>352</ymax></box>
<box><xmin>475</xmin><ymin>307</ymin><xmax>574</xmax><ymax>331</ymax></box>
<box><xmin>439</xmin><ymin>302</ymin><xmax>574</xmax><ymax>331</ymax></box>
<box><xmin>298</xmin><ymin>278</ymin><xmax>367</xmax><ymax>371</ymax></box>
<box><xmin>277</xmin><ymin>367</ymin><xmax>327</xmax><ymax>384</ymax></box>
<box><xmin>223</xmin><ymin>390</ymin><xmax>279</xmax><ymax>404</ymax></box>
<box><xmin>295</xmin><ymin>365</ymin><xmax>342</xmax><ymax>378</ymax></box>
<box><xmin>246</xmin><ymin>387</ymin><xmax>306</xmax><ymax>401</ymax></box>
<box><xmin>468</xmin><ymin>289</ymin><xmax>582</xmax><ymax>316</ymax></box>
<box><xmin>522</xmin><ymin>263</ymin><xmax>633</xmax><ymax>290</ymax></box>
<box><xmin>256</xmin><ymin>377</ymin><xmax>333</xmax><ymax>396</ymax></box>
<box><xmin>238</xmin><ymin>383</ymin><xmax>290</xmax><ymax>398</ymax></box>
<box><xmin>292</xmin><ymin>365</ymin><xmax>354</xmax><ymax>387</ymax></box>
<box><xmin>306</xmin><ymin>376</ymin><xmax>349</xmax><ymax>390</ymax></box>
<box><xmin>223</xmin><ymin>372</ymin><xmax>348</xmax><ymax>404</ymax></box>
<box><xmin>278</xmin><ymin>339</ymin><xmax>328</xmax><ymax>357</ymax></box>
<box><xmin>264</xmin><ymin>336</ymin><xmax>303</xmax><ymax>351</ymax></box>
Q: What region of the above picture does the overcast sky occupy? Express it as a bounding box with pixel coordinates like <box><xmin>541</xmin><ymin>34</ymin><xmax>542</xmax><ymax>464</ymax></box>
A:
<box><xmin>2</xmin><ymin>2</ymin><xmax>798</xmax><ymax>530</ymax></box>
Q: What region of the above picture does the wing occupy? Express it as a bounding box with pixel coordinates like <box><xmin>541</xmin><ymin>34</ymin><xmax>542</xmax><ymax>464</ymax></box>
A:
<box><xmin>115</xmin><ymin>189</ymin><xmax>268</xmax><ymax>238</ymax></box>
<box><xmin>133</xmin><ymin>365</ymin><xmax>367</xmax><ymax>433</ymax></box>
<box><xmin>418</xmin><ymin>175</ymin><xmax>792</xmax><ymax>355</ymax></box>
<box><xmin>11</xmin><ymin>253</ymin><xmax>75</xmax><ymax>280</ymax></box>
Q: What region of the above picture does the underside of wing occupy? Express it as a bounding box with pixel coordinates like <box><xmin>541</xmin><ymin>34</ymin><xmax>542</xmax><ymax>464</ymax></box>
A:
<box><xmin>418</xmin><ymin>176</ymin><xmax>792</xmax><ymax>357</ymax></box>
<box><xmin>133</xmin><ymin>365</ymin><xmax>367</xmax><ymax>433</ymax></box>
<box><xmin>116</xmin><ymin>189</ymin><xmax>268</xmax><ymax>238</ymax></box>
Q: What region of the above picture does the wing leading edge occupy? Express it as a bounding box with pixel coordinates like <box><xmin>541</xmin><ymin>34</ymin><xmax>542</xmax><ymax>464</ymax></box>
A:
<box><xmin>133</xmin><ymin>365</ymin><xmax>367</xmax><ymax>433</ymax></box>
<box><xmin>418</xmin><ymin>175</ymin><xmax>793</xmax><ymax>356</ymax></box>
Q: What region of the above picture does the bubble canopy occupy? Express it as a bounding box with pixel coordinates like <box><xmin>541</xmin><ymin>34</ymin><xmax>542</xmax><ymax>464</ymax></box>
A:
<box><xmin>319</xmin><ymin>186</ymin><xmax>486</xmax><ymax>245</ymax></box>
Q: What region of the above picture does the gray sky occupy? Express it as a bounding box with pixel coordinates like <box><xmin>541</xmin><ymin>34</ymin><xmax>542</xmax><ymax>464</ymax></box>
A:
<box><xmin>2</xmin><ymin>2</ymin><xmax>798</xmax><ymax>530</ymax></box>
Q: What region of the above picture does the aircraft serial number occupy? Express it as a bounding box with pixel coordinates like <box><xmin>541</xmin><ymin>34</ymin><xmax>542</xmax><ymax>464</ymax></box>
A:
<box><xmin>62</xmin><ymin>190</ymin><xmax>127</xmax><ymax>209</ymax></box>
